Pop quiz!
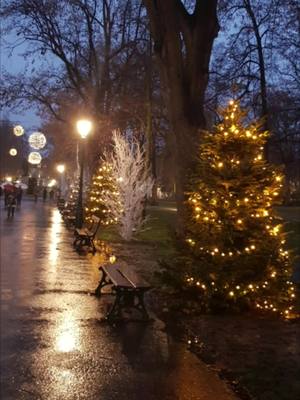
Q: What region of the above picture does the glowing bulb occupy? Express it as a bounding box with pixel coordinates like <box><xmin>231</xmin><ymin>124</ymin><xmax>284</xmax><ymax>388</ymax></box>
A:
<box><xmin>56</xmin><ymin>164</ymin><xmax>65</xmax><ymax>174</ymax></box>
<box><xmin>13</xmin><ymin>125</ymin><xmax>24</xmax><ymax>136</ymax></box>
<box><xmin>76</xmin><ymin>119</ymin><xmax>92</xmax><ymax>138</ymax></box>
<box><xmin>109</xmin><ymin>255</ymin><xmax>116</xmax><ymax>264</ymax></box>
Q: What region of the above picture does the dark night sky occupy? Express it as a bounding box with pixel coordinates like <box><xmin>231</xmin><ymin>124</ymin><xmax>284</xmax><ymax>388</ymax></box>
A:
<box><xmin>1</xmin><ymin>31</ymin><xmax>42</xmax><ymax>130</ymax></box>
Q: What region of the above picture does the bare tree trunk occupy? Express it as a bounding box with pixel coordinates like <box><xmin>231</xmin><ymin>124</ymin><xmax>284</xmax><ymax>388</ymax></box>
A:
<box><xmin>244</xmin><ymin>0</ymin><xmax>269</xmax><ymax>160</ymax></box>
<box><xmin>145</xmin><ymin>37</ymin><xmax>158</xmax><ymax>205</ymax></box>
<box><xmin>143</xmin><ymin>0</ymin><xmax>219</xmax><ymax>234</ymax></box>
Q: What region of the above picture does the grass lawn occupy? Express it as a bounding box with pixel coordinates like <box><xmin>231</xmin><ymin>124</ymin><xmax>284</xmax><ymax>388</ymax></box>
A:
<box><xmin>97</xmin><ymin>201</ymin><xmax>178</xmax><ymax>260</ymax></box>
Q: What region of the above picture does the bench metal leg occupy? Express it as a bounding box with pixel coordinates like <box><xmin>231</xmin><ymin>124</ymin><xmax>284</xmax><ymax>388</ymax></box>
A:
<box><xmin>134</xmin><ymin>291</ymin><xmax>149</xmax><ymax>320</ymax></box>
<box><xmin>106</xmin><ymin>291</ymin><xmax>123</xmax><ymax>319</ymax></box>
<box><xmin>106</xmin><ymin>289</ymin><xmax>149</xmax><ymax>321</ymax></box>
<box><xmin>91</xmin><ymin>238</ymin><xmax>96</xmax><ymax>254</ymax></box>
<box><xmin>95</xmin><ymin>268</ymin><xmax>111</xmax><ymax>297</ymax></box>
<box><xmin>74</xmin><ymin>235</ymin><xmax>95</xmax><ymax>254</ymax></box>
<box><xmin>73</xmin><ymin>237</ymin><xmax>84</xmax><ymax>252</ymax></box>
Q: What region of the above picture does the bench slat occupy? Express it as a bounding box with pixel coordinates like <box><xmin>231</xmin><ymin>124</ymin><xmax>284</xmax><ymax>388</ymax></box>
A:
<box><xmin>102</xmin><ymin>265</ymin><xmax>132</xmax><ymax>288</ymax></box>
<box><xmin>102</xmin><ymin>264</ymin><xmax>150</xmax><ymax>289</ymax></box>
<box><xmin>117</xmin><ymin>265</ymin><xmax>150</xmax><ymax>289</ymax></box>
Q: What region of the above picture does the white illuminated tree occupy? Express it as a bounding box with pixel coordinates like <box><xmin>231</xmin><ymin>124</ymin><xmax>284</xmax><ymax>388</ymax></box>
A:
<box><xmin>103</xmin><ymin>130</ymin><xmax>154</xmax><ymax>241</ymax></box>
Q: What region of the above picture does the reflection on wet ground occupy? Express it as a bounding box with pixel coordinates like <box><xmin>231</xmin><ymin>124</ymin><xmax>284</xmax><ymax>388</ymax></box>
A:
<box><xmin>0</xmin><ymin>200</ymin><xmax>236</xmax><ymax>399</ymax></box>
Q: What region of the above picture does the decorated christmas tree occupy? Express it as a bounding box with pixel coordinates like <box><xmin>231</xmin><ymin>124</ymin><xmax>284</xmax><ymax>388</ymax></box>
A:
<box><xmin>67</xmin><ymin>177</ymin><xmax>79</xmax><ymax>209</ymax></box>
<box><xmin>185</xmin><ymin>100</ymin><xmax>296</xmax><ymax>316</ymax></box>
<box><xmin>84</xmin><ymin>161</ymin><xmax>118</xmax><ymax>225</ymax></box>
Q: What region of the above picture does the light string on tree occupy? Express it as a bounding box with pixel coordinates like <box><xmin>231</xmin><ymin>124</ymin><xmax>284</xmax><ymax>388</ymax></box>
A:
<box><xmin>185</xmin><ymin>99</ymin><xmax>296</xmax><ymax>318</ymax></box>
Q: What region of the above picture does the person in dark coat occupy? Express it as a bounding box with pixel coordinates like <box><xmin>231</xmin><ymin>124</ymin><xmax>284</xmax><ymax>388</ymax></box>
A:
<box><xmin>42</xmin><ymin>187</ymin><xmax>48</xmax><ymax>202</ymax></box>
<box><xmin>7</xmin><ymin>193</ymin><xmax>17</xmax><ymax>218</ymax></box>
<box><xmin>16</xmin><ymin>187</ymin><xmax>23</xmax><ymax>206</ymax></box>
<box><xmin>34</xmin><ymin>187</ymin><xmax>39</xmax><ymax>202</ymax></box>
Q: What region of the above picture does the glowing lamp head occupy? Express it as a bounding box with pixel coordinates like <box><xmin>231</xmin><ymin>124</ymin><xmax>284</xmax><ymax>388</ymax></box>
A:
<box><xmin>28</xmin><ymin>132</ymin><xmax>47</xmax><ymax>150</ymax></box>
<box><xmin>48</xmin><ymin>179</ymin><xmax>57</xmax><ymax>188</ymax></box>
<box><xmin>56</xmin><ymin>164</ymin><xmax>65</xmax><ymax>174</ymax></box>
<box><xmin>9</xmin><ymin>148</ymin><xmax>17</xmax><ymax>156</ymax></box>
<box><xmin>76</xmin><ymin>119</ymin><xmax>92</xmax><ymax>139</ymax></box>
<box><xmin>13</xmin><ymin>125</ymin><xmax>24</xmax><ymax>136</ymax></box>
<box><xmin>28</xmin><ymin>151</ymin><xmax>42</xmax><ymax>165</ymax></box>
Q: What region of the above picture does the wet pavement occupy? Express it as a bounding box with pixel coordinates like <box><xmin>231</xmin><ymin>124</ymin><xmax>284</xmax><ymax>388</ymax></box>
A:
<box><xmin>0</xmin><ymin>199</ymin><xmax>237</xmax><ymax>400</ymax></box>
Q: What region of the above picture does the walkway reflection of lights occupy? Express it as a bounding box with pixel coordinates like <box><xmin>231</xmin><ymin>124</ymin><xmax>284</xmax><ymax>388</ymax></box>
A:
<box><xmin>48</xmin><ymin>209</ymin><xmax>62</xmax><ymax>264</ymax></box>
<box><xmin>49</xmin><ymin>367</ymin><xmax>76</xmax><ymax>395</ymax></box>
<box><xmin>56</xmin><ymin>313</ymin><xmax>79</xmax><ymax>353</ymax></box>
<box><xmin>57</xmin><ymin>330</ymin><xmax>76</xmax><ymax>353</ymax></box>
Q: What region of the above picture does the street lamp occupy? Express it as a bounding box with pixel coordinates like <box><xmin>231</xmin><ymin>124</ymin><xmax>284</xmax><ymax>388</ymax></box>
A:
<box><xmin>56</xmin><ymin>164</ymin><xmax>65</xmax><ymax>174</ymax></box>
<box><xmin>56</xmin><ymin>164</ymin><xmax>65</xmax><ymax>198</ymax></box>
<box><xmin>75</xmin><ymin>119</ymin><xmax>92</xmax><ymax>228</ymax></box>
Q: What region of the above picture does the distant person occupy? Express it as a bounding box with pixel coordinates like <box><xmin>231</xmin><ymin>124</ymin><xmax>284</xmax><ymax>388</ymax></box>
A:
<box><xmin>34</xmin><ymin>188</ymin><xmax>39</xmax><ymax>203</ymax></box>
<box><xmin>56</xmin><ymin>188</ymin><xmax>61</xmax><ymax>200</ymax></box>
<box><xmin>16</xmin><ymin>187</ymin><xmax>23</xmax><ymax>206</ymax></box>
<box><xmin>7</xmin><ymin>193</ymin><xmax>17</xmax><ymax>219</ymax></box>
<box><xmin>42</xmin><ymin>187</ymin><xmax>47</xmax><ymax>202</ymax></box>
<box><xmin>49</xmin><ymin>189</ymin><xmax>54</xmax><ymax>200</ymax></box>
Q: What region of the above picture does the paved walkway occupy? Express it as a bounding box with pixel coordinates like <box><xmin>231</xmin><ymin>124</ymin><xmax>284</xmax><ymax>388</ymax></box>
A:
<box><xmin>0</xmin><ymin>199</ymin><xmax>237</xmax><ymax>400</ymax></box>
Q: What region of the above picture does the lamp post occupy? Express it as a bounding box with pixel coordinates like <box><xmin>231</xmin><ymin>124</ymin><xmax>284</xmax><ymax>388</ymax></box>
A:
<box><xmin>56</xmin><ymin>164</ymin><xmax>65</xmax><ymax>198</ymax></box>
<box><xmin>75</xmin><ymin>119</ymin><xmax>92</xmax><ymax>228</ymax></box>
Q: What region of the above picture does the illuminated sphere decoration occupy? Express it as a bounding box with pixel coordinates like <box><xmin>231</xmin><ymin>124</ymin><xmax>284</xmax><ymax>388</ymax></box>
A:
<box><xmin>9</xmin><ymin>148</ymin><xmax>18</xmax><ymax>156</ymax></box>
<box><xmin>28</xmin><ymin>152</ymin><xmax>42</xmax><ymax>165</ymax></box>
<box><xmin>28</xmin><ymin>132</ymin><xmax>47</xmax><ymax>150</ymax></box>
<box><xmin>13</xmin><ymin>125</ymin><xmax>24</xmax><ymax>136</ymax></box>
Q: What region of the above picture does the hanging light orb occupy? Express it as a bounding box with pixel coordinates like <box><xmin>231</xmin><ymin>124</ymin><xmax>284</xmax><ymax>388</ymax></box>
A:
<box><xmin>28</xmin><ymin>152</ymin><xmax>42</xmax><ymax>165</ymax></box>
<box><xmin>13</xmin><ymin>125</ymin><xmax>24</xmax><ymax>136</ymax></box>
<box><xmin>28</xmin><ymin>132</ymin><xmax>47</xmax><ymax>150</ymax></box>
<box><xmin>9</xmin><ymin>148</ymin><xmax>18</xmax><ymax>156</ymax></box>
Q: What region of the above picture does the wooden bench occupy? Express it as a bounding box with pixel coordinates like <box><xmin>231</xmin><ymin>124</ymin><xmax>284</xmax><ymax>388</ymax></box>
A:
<box><xmin>73</xmin><ymin>215</ymin><xmax>101</xmax><ymax>254</ymax></box>
<box><xmin>95</xmin><ymin>263</ymin><xmax>151</xmax><ymax>320</ymax></box>
<box><xmin>57</xmin><ymin>198</ymin><xmax>65</xmax><ymax>211</ymax></box>
<box><xmin>62</xmin><ymin>208</ymin><xmax>76</xmax><ymax>228</ymax></box>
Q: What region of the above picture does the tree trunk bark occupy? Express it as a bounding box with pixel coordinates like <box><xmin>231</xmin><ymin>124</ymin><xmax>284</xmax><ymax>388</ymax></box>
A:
<box><xmin>244</xmin><ymin>0</ymin><xmax>269</xmax><ymax>160</ymax></box>
<box><xmin>145</xmin><ymin>38</ymin><xmax>158</xmax><ymax>205</ymax></box>
<box><xmin>143</xmin><ymin>0</ymin><xmax>219</xmax><ymax>235</ymax></box>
